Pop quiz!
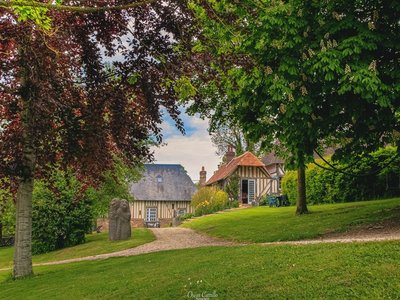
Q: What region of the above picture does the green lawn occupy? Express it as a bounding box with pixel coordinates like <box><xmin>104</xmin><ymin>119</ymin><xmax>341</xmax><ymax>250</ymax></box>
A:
<box><xmin>1</xmin><ymin>241</ymin><xmax>400</xmax><ymax>299</ymax></box>
<box><xmin>0</xmin><ymin>228</ymin><xmax>155</xmax><ymax>270</ymax></box>
<box><xmin>183</xmin><ymin>198</ymin><xmax>400</xmax><ymax>243</ymax></box>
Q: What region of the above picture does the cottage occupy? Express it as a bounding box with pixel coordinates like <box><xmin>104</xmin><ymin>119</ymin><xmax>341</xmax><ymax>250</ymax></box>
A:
<box><xmin>205</xmin><ymin>149</ymin><xmax>272</xmax><ymax>205</ymax></box>
<box><xmin>129</xmin><ymin>164</ymin><xmax>196</xmax><ymax>227</ymax></box>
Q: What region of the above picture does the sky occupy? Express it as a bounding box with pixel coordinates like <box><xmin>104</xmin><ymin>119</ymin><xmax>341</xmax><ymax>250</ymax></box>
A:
<box><xmin>151</xmin><ymin>108</ymin><xmax>221</xmax><ymax>184</ymax></box>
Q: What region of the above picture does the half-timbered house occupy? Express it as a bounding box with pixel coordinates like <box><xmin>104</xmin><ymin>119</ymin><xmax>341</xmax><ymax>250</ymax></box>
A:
<box><xmin>205</xmin><ymin>151</ymin><xmax>272</xmax><ymax>205</ymax></box>
<box><xmin>129</xmin><ymin>164</ymin><xmax>196</xmax><ymax>227</ymax></box>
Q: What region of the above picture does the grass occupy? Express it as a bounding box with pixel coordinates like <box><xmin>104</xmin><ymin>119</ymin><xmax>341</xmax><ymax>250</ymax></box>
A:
<box><xmin>182</xmin><ymin>198</ymin><xmax>400</xmax><ymax>243</ymax></box>
<box><xmin>0</xmin><ymin>228</ymin><xmax>155</xmax><ymax>270</ymax></box>
<box><xmin>1</xmin><ymin>241</ymin><xmax>400</xmax><ymax>299</ymax></box>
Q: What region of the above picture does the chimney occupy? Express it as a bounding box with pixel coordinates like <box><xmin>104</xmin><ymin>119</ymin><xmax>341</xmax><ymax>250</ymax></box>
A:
<box><xmin>199</xmin><ymin>166</ymin><xmax>207</xmax><ymax>186</ymax></box>
<box><xmin>225</xmin><ymin>145</ymin><xmax>235</xmax><ymax>163</ymax></box>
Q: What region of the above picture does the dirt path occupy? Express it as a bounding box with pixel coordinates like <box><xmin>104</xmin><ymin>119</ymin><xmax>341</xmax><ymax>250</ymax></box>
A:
<box><xmin>1</xmin><ymin>225</ymin><xmax>400</xmax><ymax>271</ymax></box>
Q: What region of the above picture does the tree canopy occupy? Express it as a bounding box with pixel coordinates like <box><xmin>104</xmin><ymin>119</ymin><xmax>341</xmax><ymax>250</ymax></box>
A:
<box><xmin>186</xmin><ymin>0</ymin><xmax>400</xmax><ymax>213</ymax></box>
<box><xmin>0</xmin><ymin>0</ymin><xmax>194</xmax><ymax>277</ymax></box>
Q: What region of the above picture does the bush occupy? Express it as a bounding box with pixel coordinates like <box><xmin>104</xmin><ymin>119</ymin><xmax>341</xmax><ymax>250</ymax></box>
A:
<box><xmin>32</xmin><ymin>170</ymin><xmax>93</xmax><ymax>254</ymax></box>
<box><xmin>0</xmin><ymin>183</ymin><xmax>15</xmax><ymax>237</ymax></box>
<box><xmin>228</xmin><ymin>200</ymin><xmax>239</xmax><ymax>208</ymax></box>
<box><xmin>191</xmin><ymin>187</ymin><xmax>229</xmax><ymax>216</ymax></box>
<box><xmin>179</xmin><ymin>213</ymin><xmax>194</xmax><ymax>221</ymax></box>
<box><xmin>259</xmin><ymin>196</ymin><xmax>268</xmax><ymax>206</ymax></box>
<box><xmin>281</xmin><ymin>147</ymin><xmax>400</xmax><ymax>204</ymax></box>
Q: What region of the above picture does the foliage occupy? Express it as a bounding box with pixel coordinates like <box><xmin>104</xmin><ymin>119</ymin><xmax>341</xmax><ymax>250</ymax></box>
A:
<box><xmin>186</xmin><ymin>0</ymin><xmax>400</xmax><ymax>214</ymax></box>
<box><xmin>258</xmin><ymin>196</ymin><xmax>268</xmax><ymax>206</ymax></box>
<box><xmin>179</xmin><ymin>213</ymin><xmax>194</xmax><ymax>221</ymax></box>
<box><xmin>0</xmin><ymin>229</ymin><xmax>155</xmax><ymax>270</ymax></box>
<box><xmin>282</xmin><ymin>147</ymin><xmax>400</xmax><ymax>204</ymax></box>
<box><xmin>210</xmin><ymin>121</ymin><xmax>262</xmax><ymax>157</ymax></box>
<box><xmin>0</xmin><ymin>184</ymin><xmax>15</xmax><ymax>237</ymax></box>
<box><xmin>223</xmin><ymin>173</ymin><xmax>240</xmax><ymax>202</ymax></box>
<box><xmin>86</xmin><ymin>157</ymin><xmax>143</xmax><ymax>218</ymax></box>
<box><xmin>184</xmin><ymin>198</ymin><xmax>400</xmax><ymax>243</ymax></box>
<box><xmin>32</xmin><ymin>170</ymin><xmax>93</xmax><ymax>255</ymax></box>
<box><xmin>11</xmin><ymin>0</ymin><xmax>52</xmax><ymax>31</ymax></box>
<box><xmin>0</xmin><ymin>0</ymin><xmax>195</xmax><ymax>276</ymax></box>
<box><xmin>0</xmin><ymin>1</ymin><xmax>195</xmax><ymax>184</ymax></box>
<box><xmin>191</xmin><ymin>186</ymin><xmax>229</xmax><ymax>216</ymax></box>
<box><xmin>187</xmin><ymin>0</ymin><xmax>400</xmax><ymax>170</ymax></box>
<box><xmin>280</xmin><ymin>171</ymin><xmax>298</xmax><ymax>205</ymax></box>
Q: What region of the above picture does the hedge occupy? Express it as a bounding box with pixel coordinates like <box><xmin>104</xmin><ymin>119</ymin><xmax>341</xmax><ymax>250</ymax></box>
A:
<box><xmin>281</xmin><ymin>147</ymin><xmax>400</xmax><ymax>205</ymax></box>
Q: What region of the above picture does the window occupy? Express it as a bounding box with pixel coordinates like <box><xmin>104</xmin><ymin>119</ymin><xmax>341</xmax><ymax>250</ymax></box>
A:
<box><xmin>177</xmin><ymin>208</ymin><xmax>186</xmax><ymax>216</ymax></box>
<box><xmin>248</xmin><ymin>179</ymin><xmax>255</xmax><ymax>202</ymax></box>
<box><xmin>156</xmin><ymin>175</ymin><xmax>163</xmax><ymax>183</ymax></box>
<box><xmin>146</xmin><ymin>207</ymin><xmax>157</xmax><ymax>221</ymax></box>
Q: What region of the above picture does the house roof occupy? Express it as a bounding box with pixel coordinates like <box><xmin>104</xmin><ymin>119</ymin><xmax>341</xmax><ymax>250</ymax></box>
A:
<box><xmin>261</xmin><ymin>152</ymin><xmax>284</xmax><ymax>166</ymax></box>
<box><xmin>206</xmin><ymin>152</ymin><xmax>270</xmax><ymax>185</ymax></box>
<box><xmin>129</xmin><ymin>164</ymin><xmax>196</xmax><ymax>201</ymax></box>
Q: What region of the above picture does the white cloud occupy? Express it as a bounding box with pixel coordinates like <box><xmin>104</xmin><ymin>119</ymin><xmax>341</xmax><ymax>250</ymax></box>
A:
<box><xmin>152</xmin><ymin>116</ymin><xmax>220</xmax><ymax>183</ymax></box>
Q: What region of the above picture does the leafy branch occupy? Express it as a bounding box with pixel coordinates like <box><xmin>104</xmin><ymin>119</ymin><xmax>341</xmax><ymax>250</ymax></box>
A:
<box><xmin>0</xmin><ymin>0</ymin><xmax>158</xmax><ymax>13</ymax></box>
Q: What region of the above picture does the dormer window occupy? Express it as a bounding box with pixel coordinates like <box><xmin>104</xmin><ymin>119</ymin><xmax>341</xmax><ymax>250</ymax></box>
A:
<box><xmin>156</xmin><ymin>175</ymin><xmax>163</xmax><ymax>183</ymax></box>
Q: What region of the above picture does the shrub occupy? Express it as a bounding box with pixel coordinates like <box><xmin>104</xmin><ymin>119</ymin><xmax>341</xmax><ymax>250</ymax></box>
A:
<box><xmin>32</xmin><ymin>170</ymin><xmax>93</xmax><ymax>254</ymax></box>
<box><xmin>179</xmin><ymin>213</ymin><xmax>194</xmax><ymax>221</ymax></box>
<box><xmin>0</xmin><ymin>183</ymin><xmax>15</xmax><ymax>237</ymax></box>
<box><xmin>224</xmin><ymin>173</ymin><xmax>240</xmax><ymax>202</ymax></box>
<box><xmin>191</xmin><ymin>187</ymin><xmax>229</xmax><ymax>216</ymax></box>
<box><xmin>281</xmin><ymin>171</ymin><xmax>297</xmax><ymax>205</ymax></box>
<box><xmin>228</xmin><ymin>200</ymin><xmax>239</xmax><ymax>208</ymax></box>
<box><xmin>281</xmin><ymin>147</ymin><xmax>400</xmax><ymax>204</ymax></box>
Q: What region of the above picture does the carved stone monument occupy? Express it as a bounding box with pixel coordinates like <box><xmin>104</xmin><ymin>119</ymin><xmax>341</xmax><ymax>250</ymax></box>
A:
<box><xmin>109</xmin><ymin>198</ymin><xmax>131</xmax><ymax>240</ymax></box>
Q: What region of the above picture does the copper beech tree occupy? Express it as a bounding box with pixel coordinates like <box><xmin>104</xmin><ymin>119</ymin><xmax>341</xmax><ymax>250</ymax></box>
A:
<box><xmin>0</xmin><ymin>0</ymin><xmax>193</xmax><ymax>278</ymax></box>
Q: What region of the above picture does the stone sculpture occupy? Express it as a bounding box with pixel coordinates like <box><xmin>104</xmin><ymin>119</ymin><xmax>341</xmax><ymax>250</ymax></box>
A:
<box><xmin>109</xmin><ymin>198</ymin><xmax>131</xmax><ymax>240</ymax></box>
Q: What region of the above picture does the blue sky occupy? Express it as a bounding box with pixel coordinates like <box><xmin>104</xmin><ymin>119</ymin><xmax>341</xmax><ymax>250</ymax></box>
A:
<box><xmin>151</xmin><ymin>107</ymin><xmax>221</xmax><ymax>183</ymax></box>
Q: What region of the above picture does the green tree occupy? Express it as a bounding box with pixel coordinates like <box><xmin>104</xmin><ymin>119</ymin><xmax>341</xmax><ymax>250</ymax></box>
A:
<box><xmin>210</xmin><ymin>121</ymin><xmax>261</xmax><ymax>157</ymax></box>
<box><xmin>186</xmin><ymin>0</ymin><xmax>399</xmax><ymax>214</ymax></box>
<box><xmin>1</xmin><ymin>1</ymin><xmax>194</xmax><ymax>278</ymax></box>
<box><xmin>87</xmin><ymin>158</ymin><xmax>143</xmax><ymax>219</ymax></box>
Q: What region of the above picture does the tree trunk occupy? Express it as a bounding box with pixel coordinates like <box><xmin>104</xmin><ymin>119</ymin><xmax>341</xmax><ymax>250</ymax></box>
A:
<box><xmin>13</xmin><ymin>178</ymin><xmax>34</xmax><ymax>278</ymax></box>
<box><xmin>296</xmin><ymin>166</ymin><xmax>308</xmax><ymax>215</ymax></box>
<box><xmin>13</xmin><ymin>109</ymin><xmax>36</xmax><ymax>278</ymax></box>
<box><xmin>13</xmin><ymin>42</ymin><xmax>36</xmax><ymax>278</ymax></box>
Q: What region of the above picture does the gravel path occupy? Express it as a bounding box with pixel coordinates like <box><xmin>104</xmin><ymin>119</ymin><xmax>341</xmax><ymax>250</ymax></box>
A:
<box><xmin>1</xmin><ymin>225</ymin><xmax>400</xmax><ymax>271</ymax></box>
<box><xmin>26</xmin><ymin>228</ymin><xmax>237</xmax><ymax>268</ymax></box>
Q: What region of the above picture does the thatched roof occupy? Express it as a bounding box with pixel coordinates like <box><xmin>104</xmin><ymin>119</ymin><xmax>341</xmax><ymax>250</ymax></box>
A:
<box><xmin>129</xmin><ymin>164</ymin><xmax>196</xmax><ymax>201</ymax></box>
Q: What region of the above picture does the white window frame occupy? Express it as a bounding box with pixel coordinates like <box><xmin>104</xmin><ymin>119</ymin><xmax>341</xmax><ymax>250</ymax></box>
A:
<box><xmin>146</xmin><ymin>207</ymin><xmax>157</xmax><ymax>222</ymax></box>
<box><xmin>248</xmin><ymin>179</ymin><xmax>256</xmax><ymax>203</ymax></box>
